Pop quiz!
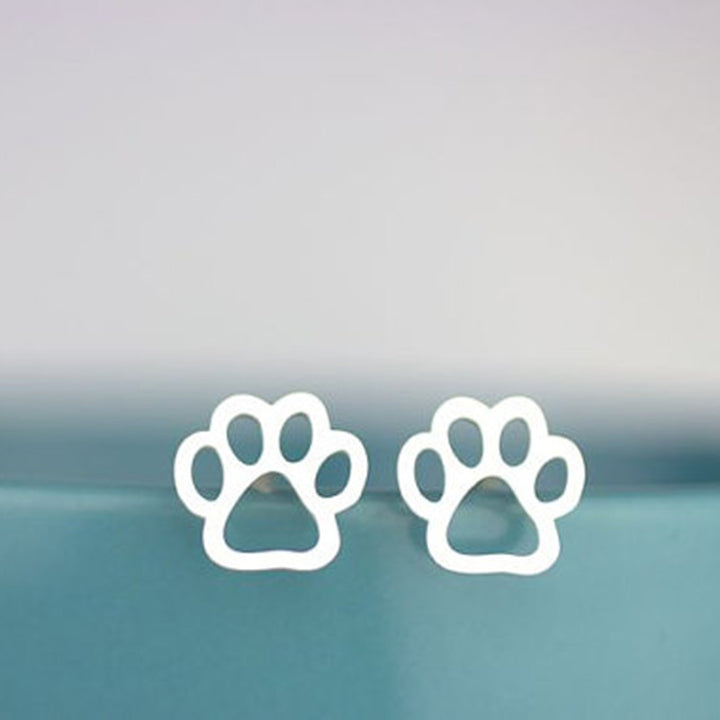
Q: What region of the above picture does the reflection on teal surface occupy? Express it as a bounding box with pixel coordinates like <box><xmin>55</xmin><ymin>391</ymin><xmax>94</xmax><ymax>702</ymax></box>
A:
<box><xmin>1</xmin><ymin>485</ymin><xmax>719</xmax><ymax>718</ymax></box>
<box><xmin>1</xmin><ymin>410</ymin><xmax>719</xmax><ymax>491</ymax></box>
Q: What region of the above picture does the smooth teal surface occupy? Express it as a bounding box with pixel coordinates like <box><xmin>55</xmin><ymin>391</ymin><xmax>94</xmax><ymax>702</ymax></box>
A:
<box><xmin>1</xmin><ymin>485</ymin><xmax>718</xmax><ymax>718</ymax></box>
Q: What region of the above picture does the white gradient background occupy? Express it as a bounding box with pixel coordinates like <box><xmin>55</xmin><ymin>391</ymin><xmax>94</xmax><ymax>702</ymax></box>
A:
<box><xmin>1</xmin><ymin>1</ymin><xmax>719</xmax><ymax>396</ymax></box>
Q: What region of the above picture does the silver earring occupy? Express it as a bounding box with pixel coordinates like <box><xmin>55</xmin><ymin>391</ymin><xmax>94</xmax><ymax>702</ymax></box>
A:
<box><xmin>397</xmin><ymin>396</ymin><xmax>585</xmax><ymax>575</ymax></box>
<box><xmin>174</xmin><ymin>392</ymin><xmax>368</xmax><ymax>571</ymax></box>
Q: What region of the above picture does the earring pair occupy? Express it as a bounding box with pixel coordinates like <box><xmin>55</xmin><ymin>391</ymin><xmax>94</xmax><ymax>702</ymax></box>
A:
<box><xmin>174</xmin><ymin>392</ymin><xmax>585</xmax><ymax>575</ymax></box>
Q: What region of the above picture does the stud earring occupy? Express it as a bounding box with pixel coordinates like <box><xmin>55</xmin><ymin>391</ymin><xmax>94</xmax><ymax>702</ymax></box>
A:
<box><xmin>397</xmin><ymin>396</ymin><xmax>585</xmax><ymax>575</ymax></box>
<box><xmin>174</xmin><ymin>392</ymin><xmax>368</xmax><ymax>571</ymax></box>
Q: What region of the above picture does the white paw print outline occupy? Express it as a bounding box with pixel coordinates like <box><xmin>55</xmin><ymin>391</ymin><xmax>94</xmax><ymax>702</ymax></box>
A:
<box><xmin>174</xmin><ymin>392</ymin><xmax>368</xmax><ymax>571</ymax></box>
<box><xmin>397</xmin><ymin>396</ymin><xmax>586</xmax><ymax>575</ymax></box>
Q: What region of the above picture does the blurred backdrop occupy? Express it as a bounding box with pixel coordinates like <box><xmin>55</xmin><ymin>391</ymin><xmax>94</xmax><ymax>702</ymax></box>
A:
<box><xmin>1</xmin><ymin>0</ymin><xmax>719</xmax><ymax>481</ymax></box>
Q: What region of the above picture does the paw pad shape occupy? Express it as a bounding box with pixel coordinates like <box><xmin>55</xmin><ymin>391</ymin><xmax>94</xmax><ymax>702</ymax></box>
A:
<box><xmin>174</xmin><ymin>392</ymin><xmax>368</xmax><ymax>571</ymax></box>
<box><xmin>397</xmin><ymin>396</ymin><xmax>585</xmax><ymax>574</ymax></box>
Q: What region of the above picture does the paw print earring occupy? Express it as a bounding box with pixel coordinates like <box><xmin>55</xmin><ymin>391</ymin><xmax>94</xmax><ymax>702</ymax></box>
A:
<box><xmin>174</xmin><ymin>392</ymin><xmax>368</xmax><ymax>571</ymax></box>
<box><xmin>397</xmin><ymin>396</ymin><xmax>585</xmax><ymax>575</ymax></box>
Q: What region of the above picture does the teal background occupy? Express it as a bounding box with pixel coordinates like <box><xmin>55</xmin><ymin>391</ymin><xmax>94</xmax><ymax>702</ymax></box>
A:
<box><xmin>1</xmin><ymin>484</ymin><xmax>718</xmax><ymax>718</ymax></box>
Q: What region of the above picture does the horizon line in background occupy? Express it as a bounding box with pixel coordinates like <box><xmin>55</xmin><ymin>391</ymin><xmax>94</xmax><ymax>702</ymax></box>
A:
<box><xmin>1</xmin><ymin>361</ymin><xmax>718</xmax><ymax>437</ymax></box>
